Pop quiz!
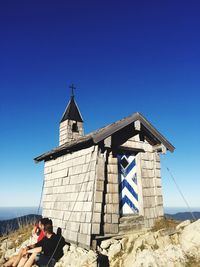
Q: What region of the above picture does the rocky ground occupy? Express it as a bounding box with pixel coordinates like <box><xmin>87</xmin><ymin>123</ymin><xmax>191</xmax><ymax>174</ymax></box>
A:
<box><xmin>1</xmin><ymin>219</ymin><xmax>200</xmax><ymax>267</ymax></box>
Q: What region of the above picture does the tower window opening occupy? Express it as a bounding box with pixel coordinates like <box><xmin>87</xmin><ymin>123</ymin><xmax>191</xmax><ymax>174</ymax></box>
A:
<box><xmin>72</xmin><ymin>122</ymin><xmax>78</xmax><ymax>132</ymax></box>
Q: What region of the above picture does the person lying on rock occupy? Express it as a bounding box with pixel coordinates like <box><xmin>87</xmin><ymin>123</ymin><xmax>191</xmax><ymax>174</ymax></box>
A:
<box><xmin>16</xmin><ymin>223</ymin><xmax>65</xmax><ymax>267</ymax></box>
<box><xmin>4</xmin><ymin>218</ymin><xmax>52</xmax><ymax>267</ymax></box>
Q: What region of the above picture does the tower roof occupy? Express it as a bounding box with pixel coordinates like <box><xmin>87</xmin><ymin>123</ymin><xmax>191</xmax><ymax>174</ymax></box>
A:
<box><xmin>60</xmin><ymin>96</ymin><xmax>83</xmax><ymax>123</ymax></box>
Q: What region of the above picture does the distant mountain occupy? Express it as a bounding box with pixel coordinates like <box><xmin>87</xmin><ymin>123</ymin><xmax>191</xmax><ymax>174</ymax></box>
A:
<box><xmin>165</xmin><ymin>212</ymin><xmax>200</xmax><ymax>221</ymax></box>
<box><xmin>0</xmin><ymin>214</ymin><xmax>41</xmax><ymax>236</ymax></box>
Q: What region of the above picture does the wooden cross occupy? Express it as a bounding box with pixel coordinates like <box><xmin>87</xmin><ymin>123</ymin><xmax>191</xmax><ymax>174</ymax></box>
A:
<box><xmin>69</xmin><ymin>84</ymin><xmax>76</xmax><ymax>97</ymax></box>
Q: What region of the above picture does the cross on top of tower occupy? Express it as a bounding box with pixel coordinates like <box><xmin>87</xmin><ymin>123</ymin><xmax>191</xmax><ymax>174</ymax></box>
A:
<box><xmin>69</xmin><ymin>83</ymin><xmax>76</xmax><ymax>98</ymax></box>
<box><xmin>60</xmin><ymin>83</ymin><xmax>83</xmax><ymax>123</ymax></box>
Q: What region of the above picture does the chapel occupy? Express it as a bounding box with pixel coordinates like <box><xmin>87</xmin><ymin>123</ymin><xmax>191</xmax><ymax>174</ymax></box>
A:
<box><xmin>35</xmin><ymin>88</ymin><xmax>175</xmax><ymax>248</ymax></box>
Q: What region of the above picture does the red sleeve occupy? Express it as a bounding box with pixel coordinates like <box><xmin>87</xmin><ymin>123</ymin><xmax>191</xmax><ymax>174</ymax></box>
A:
<box><xmin>37</xmin><ymin>230</ymin><xmax>45</xmax><ymax>242</ymax></box>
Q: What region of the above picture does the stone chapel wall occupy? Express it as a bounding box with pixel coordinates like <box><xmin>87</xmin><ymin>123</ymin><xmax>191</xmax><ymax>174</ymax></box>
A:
<box><xmin>42</xmin><ymin>145</ymin><xmax>98</xmax><ymax>248</ymax></box>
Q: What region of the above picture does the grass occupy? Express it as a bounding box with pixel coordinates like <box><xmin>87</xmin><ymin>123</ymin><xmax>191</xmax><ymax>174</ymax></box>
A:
<box><xmin>186</xmin><ymin>256</ymin><xmax>200</xmax><ymax>267</ymax></box>
<box><xmin>151</xmin><ymin>217</ymin><xmax>179</xmax><ymax>232</ymax></box>
<box><xmin>0</xmin><ymin>223</ymin><xmax>33</xmax><ymax>249</ymax></box>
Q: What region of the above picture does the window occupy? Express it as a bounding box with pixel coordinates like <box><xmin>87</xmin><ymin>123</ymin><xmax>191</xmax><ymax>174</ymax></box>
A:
<box><xmin>72</xmin><ymin>122</ymin><xmax>78</xmax><ymax>132</ymax></box>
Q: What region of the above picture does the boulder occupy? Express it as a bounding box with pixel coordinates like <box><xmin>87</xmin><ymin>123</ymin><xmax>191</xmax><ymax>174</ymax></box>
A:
<box><xmin>179</xmin><ymin>219</ymin><xmax>200</xmax><ymax>259</ymax></box>
<box><xmin>156</xmin><ymin>234</ymin><xmax>171</xmax><ymax>249</ymax></box>
<box><xmin>176</xmin><ymin>220</ymin><xmax>191</xmax><ymax>231</ymax></box>
<box><xmin>143</xmin><ymin>232</ymin><xmax>156</xmax><ymax>248</ymax></box>
<box><xmin>1</xmin><ymin>240</ymin><xmax>15</xmax><ymax>251</ymax></box>
<box><xmin>4</xmin><ymin>248</ymin><xmax>16</xmax><ymax>260</ymax></box>
<box><xmin>0</xmin><ymin>257</ymin><xmax>6</xmax><ymax>266</ymax></box>
<box><xmin>56</xmin><ymin>243</ymin><xmax>97</xmax><ymax>267</ymax></box>
<box><xmin>100</xmin><ymin>239</ymin><xmax>113</xmax><ymax>249</ymax></box>
<box><xmin>132</xmin><ymin>245</ymin><xmax>186</xmax><ymax>267</ymax></box>
<box><xmin>108</xmin><ymin>242</ymin><xmax>122</xmax><ymax>260</ymax></box>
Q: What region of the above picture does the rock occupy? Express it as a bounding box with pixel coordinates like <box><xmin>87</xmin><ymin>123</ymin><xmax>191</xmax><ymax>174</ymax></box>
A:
<box><xmin>63</xmin><ymin>244</ymin><xmax>69</xmax><ymax>254</ymax></box>
<box><xmin>133</xmin><ymin>249</ymin><xmax>166</xmax><ymax>267</ymax></box>
<box><xmin>132</xmin><ymin>245</ymin><xmax>186</xmax><ymax>267</ymax></box>
<box><xmin>176</xmin><ymin>220</ymin><xmax>191</xmax><ymax>231</ymax></box>
<box><xmin>69</xmin><ymin>243</ymin><xmax>77</xmax><ymax>252</ymax></box>
<box><xmin>170</xmin><ymin>233</ymin><xmax>179</xmax><ymax>245</ymax></box>
<box><xmin>143</xmin><ymin>232</ymin><xmax>156</xmax><ymax>248</ymax></box>
<box><xmin>179</xmin><ymin>219</ymin><xmax>200</xmax><ymax>259</ymax></box>
<box><xmin>76</xmin><ymin>247</ymin><xmax>87</xmax><ymax>254</ymax></box>
<box><xmin>120</xmin><ymin>237</ymin><xmax>128</xmax><ymax>250</ymax></box>
<box><xmin>100</xmin><ymin>238</ymin><xmax>116</xmax><ymax>250</ymax></box>
<box><xmin>1</xmin><ymin>240</ymin><xmax>15</xmax><ymax>251</ymax></box>
<box><xmin>0</xmin><ymin>257</ymin><xmax>6</xmax><ymax>266</ymax></box>
<box><xmin>156</xmin><ymin>234</ymin><xmax>171</xmax><ymax>249</ymax></box>
<box><xmin>55</xmin><ymin>243</ymin><xmax>97</xmax><ymax>267</ymax></box>
<box><xmin>4</xmin><ymin>248</ymin><xmax>16</xmax><ymax>260</ymax></box>
<box><xmin>163</xmin><ymin>245</ymin><xmax>186</xmax><ymax>266</ymax></box>
<box><xmin>108</xmin><ymin>242</ymin><xmax>122</xmax><ymax>260</ymax></box>
<box><xmin>124</xmin><ymin>233</ymin><xmax>139</xmax><ymax>254</ymax></box>
<box><xmin>132</xmin><ymin>235</ymin><xmax>144</xmax><ymax>252</ymax></box>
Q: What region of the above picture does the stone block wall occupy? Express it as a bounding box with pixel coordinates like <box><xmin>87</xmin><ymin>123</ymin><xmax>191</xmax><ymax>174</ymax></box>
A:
<box><xmin>91</xmin><ymin>153</ymin><xmax>105</xmax><ymax>236</ymax></box>
<box><xmin>140</xmin><ymin>151</ymin><xmax>163</xmax><ymax>227</ymax></box>
<box><xmin>42</xmin><ymin>145</ymin><xmax>98</xmax><ymax>248</ymax></box>
<box><xmin>103</xmin><ymin>152</ymin><xmax>119</xmax><ymax>234</ymax></box>
<box><xmin>59</xmin><ymin>120</ymin><xmax>84</xmax><ymax>145</ymax></box>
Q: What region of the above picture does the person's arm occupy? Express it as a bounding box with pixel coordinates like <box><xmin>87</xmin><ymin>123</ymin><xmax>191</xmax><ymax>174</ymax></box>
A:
<box><xmin>34</xmin><ymin>237</ymin><xmax>45</xmax><ymax>250</ymax></box>
<box><xmin>26</xmin><ymin>238</ymin><xmax>44</xmax><ymax>251</ymax></box>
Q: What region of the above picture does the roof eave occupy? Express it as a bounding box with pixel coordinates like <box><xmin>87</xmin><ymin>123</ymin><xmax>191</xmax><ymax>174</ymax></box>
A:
<box><xmin>92</xmin><ymin>112</ymin><xmax>175</xmax><ymax>152</ymax></box>
<box><xmin>34</xmin><ymin>137</ymin><xmax>93</xmax><ymax>162</ymax></box>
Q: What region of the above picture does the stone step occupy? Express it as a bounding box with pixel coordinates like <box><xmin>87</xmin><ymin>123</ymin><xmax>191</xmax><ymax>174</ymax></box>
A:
<box><xmin>119</xmin><ymin>215</ymin><xmax>145</xmax><ymax>234</ymax></box>
<box><xmin>119</xmin><ymin>223</ymin><xmax>144</xmax><ymax>234</ymax></box>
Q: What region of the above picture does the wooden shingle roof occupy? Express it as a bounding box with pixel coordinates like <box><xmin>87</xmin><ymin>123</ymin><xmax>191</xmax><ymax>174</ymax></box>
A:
<box><xmin>34</xmin><ymin>112</ymin><xmax>175</xmax><ymax>162</ymax></box>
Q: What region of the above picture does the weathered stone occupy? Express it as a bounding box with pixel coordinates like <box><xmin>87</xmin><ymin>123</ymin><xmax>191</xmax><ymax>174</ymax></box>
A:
<box><xmin>106</xmin><ymin>184</ymin><xmax>119</xmax><ymax>193</ymax></box>
<box><xmin>108</xmin><ymin>242</ymin><xmax>122</xmax><ymax>260</ymax></box>
<box><xmin>92</xmin><ymin>223</ymin><xmax>100</xmax><ymax>234</ymax></box>
<box><xmin>112</xmin><ymin>214</ymin><xmax>119</xmax><ymax>224</ymax></box>
<box><xmin>92</xmin><ymin>212</ymin><xmax>101</xmax><ymax>223</ymax></box>
<box><xmin>104</xmin><ymin>214</ymin><xmax>112</xmax><ymax>223</ymax></box>
<box><xmin>93</xmin><ymin>203</ymin><xmax>102</xmax><ymax>213</ymax></box>
<box><xmin>179</xmin><ymin>219</ymin><xmax>200</xmax><ymax>259</ymax></box>
<box><xmin>95</xmin><ymin>191</ymin><xmax>103</xmax><ymax>203</ymax></box>
<box><xmin>107</xmin><ymin>173</ymin><xmax>118</xmax><ymax>183</ymax></box>
<box><xmin>100</xmin><ymin>239</ymin><xmax>114</xmax><ymax>249</ymax></box>
<box><xmin>176</xmin><ymin>220</ymin><xmax>191</xmax><ymax>231</ymax></box>
<box><xmin>96</xmin><ymin>180</ymin><xmax>104</xmax><ymax>191</ymax></box>
<box><xmin>105</xmin><ymin>204</ymin><xmax>119</xmax><ymax>214</ymax></box>
<box><xmin>107</xmin><ymin>164</ymin><xmax>118</xmax><ymax>174</ymax></box>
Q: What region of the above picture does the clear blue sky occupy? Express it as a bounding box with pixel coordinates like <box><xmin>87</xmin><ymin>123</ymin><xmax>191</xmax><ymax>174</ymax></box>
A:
<box><xmin>0</xmin><ymin>0</ymin><xmax>199</xmax><ymax>209</ymax></box>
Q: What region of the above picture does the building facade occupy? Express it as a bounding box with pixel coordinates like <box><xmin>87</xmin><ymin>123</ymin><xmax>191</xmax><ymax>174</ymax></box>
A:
<box><xmin>35</xmin><ymin>94</ymin><xmax>175</xmax><ymax>248</ymax></box>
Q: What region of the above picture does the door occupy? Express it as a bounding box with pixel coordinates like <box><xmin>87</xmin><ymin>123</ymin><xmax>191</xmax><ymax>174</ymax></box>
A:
<box><xmin>118</xmin><ymin>153</ymin><xmax>139</xmax><ymax>215</ymax></box>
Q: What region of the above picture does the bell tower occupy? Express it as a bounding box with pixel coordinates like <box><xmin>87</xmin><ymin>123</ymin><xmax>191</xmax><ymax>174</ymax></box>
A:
<box><xmin>59</xmin><ymin>84</ymin><xmax>84</xmax><ymax>145</ymax></box>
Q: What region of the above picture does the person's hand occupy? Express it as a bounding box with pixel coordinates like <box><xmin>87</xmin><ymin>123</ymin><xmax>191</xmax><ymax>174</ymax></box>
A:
<box><xmin>22</xmin><ymin>247</ymin><xmax>28</xmax><ymax>256</ymax></box>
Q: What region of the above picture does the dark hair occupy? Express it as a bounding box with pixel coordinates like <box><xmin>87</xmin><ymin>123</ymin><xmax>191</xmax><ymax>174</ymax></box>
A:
<box><xmin>40</xmin><ymin>218</ymin><xmax>53</xmax><ymax>226</ymax></box>
<box><xmin>44</xmin><ymin>224</ymin><xmax>53</xmax><ymax>234</ymax></box>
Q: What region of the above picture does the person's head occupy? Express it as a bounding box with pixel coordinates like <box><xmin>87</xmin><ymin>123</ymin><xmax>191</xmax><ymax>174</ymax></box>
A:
<box><xmin>39</xmin><ymin>218</ymin><xmax>53</xmax><ymax>230</ymax></box>
<box><xmin>44</xmin><ymin>224</ymin><xmax>53</xmax><ymax>236</ymax></box>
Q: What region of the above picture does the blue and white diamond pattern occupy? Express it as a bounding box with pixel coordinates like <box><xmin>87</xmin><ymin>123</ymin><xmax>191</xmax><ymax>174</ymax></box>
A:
<box><xmin>118</xmin><ymin>154</ymin><xmax>139</xmax><ymax>215</ymax></box>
